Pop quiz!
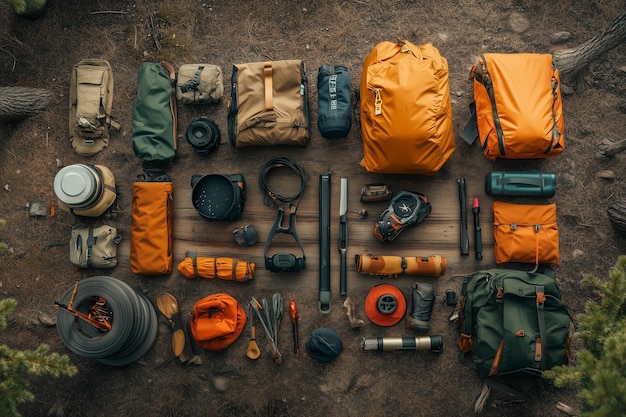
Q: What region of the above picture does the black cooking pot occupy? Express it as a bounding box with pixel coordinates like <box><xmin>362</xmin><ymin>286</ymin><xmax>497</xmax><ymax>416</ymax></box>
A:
<box><xmin>191</xmin><ymin>173</ymin><xmax>246</xmax><ymax>220</ymax></box>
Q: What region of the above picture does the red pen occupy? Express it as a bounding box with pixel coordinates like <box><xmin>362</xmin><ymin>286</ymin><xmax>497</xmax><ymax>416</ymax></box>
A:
<box><xmin>472</xmin><ymin>197</ymin><xmax>483</xmax><ymax>260</ymax></box>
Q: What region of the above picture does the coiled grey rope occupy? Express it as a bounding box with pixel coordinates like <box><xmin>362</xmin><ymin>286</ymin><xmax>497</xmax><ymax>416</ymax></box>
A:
<box><xmin>56</xmin><ymin>276</ymin><xmax>158</xmax><ymax>366</ymax></box>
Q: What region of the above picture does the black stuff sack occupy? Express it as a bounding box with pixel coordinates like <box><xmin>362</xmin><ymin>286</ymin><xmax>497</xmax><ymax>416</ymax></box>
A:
<box><xmin>317</xmin><ymin>64</ymin><xmax>351</xmax><ymax>139</ymax></box>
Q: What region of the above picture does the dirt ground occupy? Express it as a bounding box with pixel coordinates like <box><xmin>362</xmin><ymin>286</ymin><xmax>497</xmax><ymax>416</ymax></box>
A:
<box><xmin>1</xmin><ymin>0</ymin><xmax>625</xmax><ymax>416</ymax></box>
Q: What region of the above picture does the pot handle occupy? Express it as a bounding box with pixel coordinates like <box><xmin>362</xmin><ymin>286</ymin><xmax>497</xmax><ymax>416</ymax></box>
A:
<box><xmin>191</xmin><ymin>174</ymin><xmax>202</xmax><ymax>188</ymax></box>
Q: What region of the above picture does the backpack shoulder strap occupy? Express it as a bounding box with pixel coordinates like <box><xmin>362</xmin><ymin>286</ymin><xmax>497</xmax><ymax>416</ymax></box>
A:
<box><xmin>535</xmin><ymin>285</ymin><xmax>548</xmax><ymax>371</ymax></box>
<box><xmin>461</xmin><ymin>100</ymin><xmax>478</xmax><ymax>145</ymax></box>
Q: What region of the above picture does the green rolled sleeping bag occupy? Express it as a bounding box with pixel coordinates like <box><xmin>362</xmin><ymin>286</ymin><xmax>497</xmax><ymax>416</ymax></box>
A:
<box><xmin>131</xmin><ymin>62</ymin><xmax>177</xmax><ymax>164</ymax></box>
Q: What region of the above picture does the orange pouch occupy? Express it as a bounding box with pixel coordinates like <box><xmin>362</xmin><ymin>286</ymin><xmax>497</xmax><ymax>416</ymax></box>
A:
<box><xmin>462</xmin><ymin>53</ymin><xmax>565</xmax><ymax>161</ymax></box>
<box><xmin>190</xmin><ymin>293</ymin><xmax>246</xmax><ymax>351</ymax></box>
<box><xmin>130</xmin><ymin>172</ymin><xmax>173</xmax><ymax>275</ymax></box>
<box><xmin>493</xmin><ymin>201</ymin><xmax>559</xmax><ymax>265</ymax></box>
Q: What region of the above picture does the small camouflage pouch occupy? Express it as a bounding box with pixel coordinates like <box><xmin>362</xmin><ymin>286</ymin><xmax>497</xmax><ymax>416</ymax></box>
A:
<box><xmin>176</xmin><ymin>64</ymin><xmax>224</xmax><ymax>104</ymax></box>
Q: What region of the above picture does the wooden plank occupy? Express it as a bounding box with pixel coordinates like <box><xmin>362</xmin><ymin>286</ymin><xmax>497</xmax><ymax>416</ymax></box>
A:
<box><xmin>117</xmin><ymin>172</ymin><xmax>495</xmax><ymax>290</ymax></box>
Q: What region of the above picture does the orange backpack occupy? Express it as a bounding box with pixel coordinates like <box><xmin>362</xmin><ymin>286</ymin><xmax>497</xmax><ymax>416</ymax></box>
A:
<box><xmin>190</xmin><ymin>293</ymin><xmax>247</xmax><ymax>351</ymax></box>
<box><xmin>493</xmin><ymin>201</ymin><xmax>559</xmax><ymax>266</ymax></box>
<box><xmin>359</xmin><ymin>40</ymin><xmax>455</xmax><ymax>175</ymax></box>
<box><xmin>130</xmin><ymin>171</ymin><xmax>173</xmax><ymax>275</ymax></box>
<box><xmin>462</xmin><ymin>53</ymin><xmax>565</xmax><ymax>160</ymax></box>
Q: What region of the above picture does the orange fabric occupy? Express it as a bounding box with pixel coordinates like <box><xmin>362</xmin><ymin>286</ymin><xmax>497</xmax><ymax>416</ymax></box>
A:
<box><xmin>364</xmin><ymin>284</ymin><xmax>407</xmax><ymax>326</ymax></box>
<box><xmin>536</xmin><ymin>292</ymin><xmax>547</xmax><ymax>306</ymax></box>
<box><xmin>359</xmin><ymin>40</ymin><xmax>455</xmax><ymax>175</ymax></box>
<box><xmin>535</xmin><ymin>338</ymin><xmax>543</xmax><ymax>362</ymax></box>
<box><xmin>355</xmin><ymin>254</ymin><xmax>446</xmax><ymax>277</ymax></box>
<box><xmin>456</xmin><ymin>333</ymin><xmax>473</xmax><ymax>353</ymax></box>
<box><xmin>263</xmin><ymin>62</ymin><xmax>273</xmax><ymax>111</ymax></box>
<box><xmin>191</xmin><ymin>293</ymin><xmax>246</xmax><ymax>351</ymax></box>
<box><xmin>488</xmin><ymin>340</ymin><xmax>505</xmax><ymax>376</ymax></box>
<box><xmin>177</xmin><ymin>256</ymin><xmax>255</xmax><ymax>281</ymax></box>
<box><xmin>493</xmin><ymin>201</ymin><xmax>559</xmax><ymax>265</ymax></box>
<box><xmin>130</xmin><ymin>181</ymin><xmax>173</xmax><ymax>275</ymax></box>
<box><xmin>474</xmin><ymin>53</ymin><xmax>564</xmax><ymax>161</ymax></box>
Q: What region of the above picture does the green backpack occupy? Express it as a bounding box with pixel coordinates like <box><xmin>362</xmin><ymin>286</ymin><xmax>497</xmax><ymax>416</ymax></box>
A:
<box><xmin>457</xmin><ymin>268</ymin><xmax>572</xmax><ymax>379</ymax></box>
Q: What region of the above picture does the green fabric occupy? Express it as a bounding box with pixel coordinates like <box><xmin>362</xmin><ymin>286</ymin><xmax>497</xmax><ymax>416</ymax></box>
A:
<box><xmin>131</xmin><ymin>62</ymin><xmax>176</xmax><ymax>163</ymax></box>
<box><xmin>461</xmin><ymin>269</ymin><xmax>571</xmax><ymax>378</ymax></box>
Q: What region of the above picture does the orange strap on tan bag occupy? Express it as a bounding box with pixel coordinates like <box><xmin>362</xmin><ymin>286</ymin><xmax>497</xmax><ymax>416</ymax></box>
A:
<box><xmin>130</xmin><ymin>170</ymin><xmax>173</xmax><ymax>275</ymax></box>
<box><xmin>190</xmin><ymin>293</ymin><xmax>246</xmax><ymax>351</ymax></box>
<box><xmin>493</xmin><ymin>201</ymin><xmax>559</xmax><ymax>267</ymax></box>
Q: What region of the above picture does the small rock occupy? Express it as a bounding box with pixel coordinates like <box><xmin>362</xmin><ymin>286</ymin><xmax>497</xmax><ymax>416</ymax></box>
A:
<box><xmin>38</xmin><ymin>310</ymin><xmax>57</xmax><ymax>326</ymax></box>
<box><xmin>29</xmin><ymin>201</ymin><xmax>47</xmax><ymax>217</ymax></box>
<box><xmin>550</xmin><ymin>31</ymin><xmax>572</xmax><ymax>44</ymax></box>
<box><xmin>437</xmin><ymin>33</ymin><xmax>448</xmax><ymax>42</ymax></box>
<box><xmin>572</xmin><ymin>249</ymin><xmax>585</xmax><ymax>259</ymax></box>
<box><xmin>213</xmin><ymin>376</ymin><xmax>228</xmax><ymax>392</ymax></box>
<box><xmin>4</xmin><ymin>184</ymin><xmax>9</xmax><ymax>191</ymax></box>
<box><xmin>618</xmin><ymin>66</ymin><xmax>626</xmax><ymax>74</ymax></box>
<box><xmin>560</xmin><ymin>83</ymin><xmax>575</xmax><ymax>95</ymax></box>
<box><xmin>595</xmin><ymin>170</ymin><xmax>615</xmax><ymax>180</ymax></box>
<box><xmin>507</xmin><ymin>13</ymin><xmax>530</xmax><ymax>34</ymax></box>
<box><xmin>559</xmin><ymin>172</ymin><xmax>576</xmax><ymax>190</ymax></box>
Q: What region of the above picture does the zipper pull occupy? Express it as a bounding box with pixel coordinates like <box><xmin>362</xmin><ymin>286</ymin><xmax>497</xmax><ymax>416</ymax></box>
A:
<box><xmin>374</xmin><ymin>88</ymin><xmax>382</xmax><ymax>115</ymax></box>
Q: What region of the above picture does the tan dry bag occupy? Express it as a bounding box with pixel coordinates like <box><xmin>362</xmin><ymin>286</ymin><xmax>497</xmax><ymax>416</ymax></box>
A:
<box><xmin>228</xmin><ymin>60</ymin><xmax>310</xmax><ymax>148</ymax></box>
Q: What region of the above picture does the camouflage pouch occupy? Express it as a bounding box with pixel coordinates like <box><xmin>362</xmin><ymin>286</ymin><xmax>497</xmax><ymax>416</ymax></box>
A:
<box><xmin>176</xmin><ymin>64</ymin><xmax>224</xmax><ymax>104</ymax></box>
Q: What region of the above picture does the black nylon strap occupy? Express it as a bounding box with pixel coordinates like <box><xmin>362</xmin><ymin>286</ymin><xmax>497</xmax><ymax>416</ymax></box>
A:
<box><xmin>180</xmin><ymin>66</ymin><xmax>204</xmax><ymax>93</ymax></box>
<box><xmin>86</xmin><ymin>225</ymin><xmax>94</xmax><ymax>269</ymax></box>
<box><xmin>186</xmin><ymin>251</ymin><xmax>199</xmax><ymax>278</ymax></box>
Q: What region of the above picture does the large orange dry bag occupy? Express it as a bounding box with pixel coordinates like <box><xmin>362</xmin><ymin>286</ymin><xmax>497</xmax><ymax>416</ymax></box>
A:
<box><xmin>130</xmin><ymin>170</ymin><xmax>173</xmax><ymax>275</ymax></box>
<box><xmin>359</xmin><ymin>40</ymin><xmax>455</xmax><ymax>175</ymax></box>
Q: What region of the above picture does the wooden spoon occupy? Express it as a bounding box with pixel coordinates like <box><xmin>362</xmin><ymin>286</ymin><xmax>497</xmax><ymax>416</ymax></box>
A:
<box><xmin>156</xmin><ymin>292</ymin><xmax>186</xmax><ymax>358</ymax></box>
<box><xmin>246</xmin><ymin>311</ymin><xmax>261</xmax><ymax>360</ymax></box>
